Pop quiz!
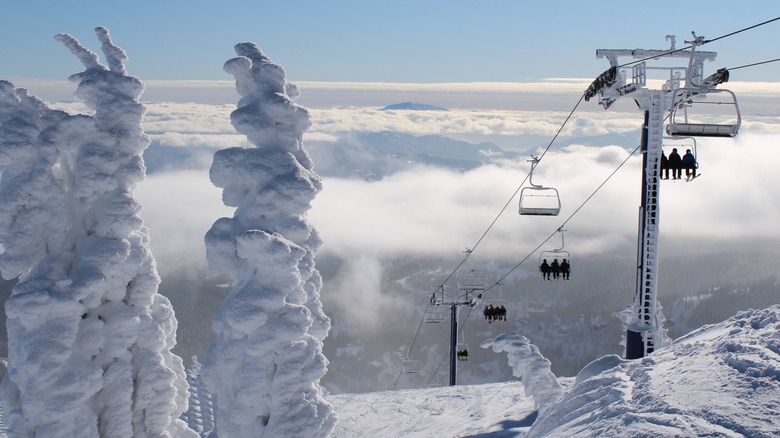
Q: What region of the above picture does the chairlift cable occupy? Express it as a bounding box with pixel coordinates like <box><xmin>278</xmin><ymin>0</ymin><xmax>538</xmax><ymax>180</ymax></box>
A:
<box><xmin>483</xmin><ymin>142</ymin><xmax>642</xmax><ymax>295</ymax></box>
<box><xmin>727</xmin><ymin>57</ymin><xmax>780</xmax><ymax>71</ymax></box>
<box><xmin>615</xmin><ymin>16</ymin><xmax>780</xmax><ymax>70</ymax></box>
<box><xmin>427</xmin><ymin>144</ymin><xmax>640</xmax><ymax>385</ymax></box>
<box><xmin>400</xmin><ymin>16</ymin><xmax>780</xmax><ymax>390</ymax></box>
<box><xmin>446</xmin><ymin>94</ymin><xmax>585</xmax><ymax>301</ymax></box>
<box><xmin>392</xmin><ymin>314</ymin><xmax>427</xmax><ymax>390</ymax></box>
<box><xmin>703</xmin><ymin>16</ymin><xmax>780</xmax><ymax>45</ymax></box>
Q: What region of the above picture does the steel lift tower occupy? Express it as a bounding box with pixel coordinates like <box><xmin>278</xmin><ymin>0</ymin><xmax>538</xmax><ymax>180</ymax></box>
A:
<box><xmin>429</xmin><ymin>267</ymin><xmax>484</xmax><ymax>386</ymax></box>
<box><xmin>586</xmin><ymin>34</ymin><xmax>740</xmax><ymax>359</ymax></box>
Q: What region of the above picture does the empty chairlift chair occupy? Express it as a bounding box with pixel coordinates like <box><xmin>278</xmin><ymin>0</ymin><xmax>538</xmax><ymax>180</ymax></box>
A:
<box><xmin>458</xmin><ymin>269</ymin><xmax>487</xmax><ymax>293</ymax></box>
<box><xmin>667</xmin><ymin>88</ymin><xmax>741</xmax><ymax>138</ymax></box>
<box><xmin>424</xmin><ymin>306</ymin><xmax>447</xmax><ymax>323</ymax></box>
<box><xmin>519</xmin><ymin>156</ymin><xmax>561</xmax><ymax>216</ymax></box>
<box><xmin>402</xmin><ymin>349</ymin><xmax>421</xmax><ymax>374</ymax></box>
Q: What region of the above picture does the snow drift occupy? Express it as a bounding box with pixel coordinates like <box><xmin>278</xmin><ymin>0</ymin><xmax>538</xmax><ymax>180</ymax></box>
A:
<box><xmin>528</xmin><ymin>304</ymin><xmax>780</xmax><ymax>437</ymax></box>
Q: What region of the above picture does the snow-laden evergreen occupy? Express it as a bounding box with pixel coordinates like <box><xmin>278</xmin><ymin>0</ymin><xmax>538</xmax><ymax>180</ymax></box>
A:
<box><xmin>0</xmin><ymin>28</ymin><xmax>193</xmax><ymax>437</ymax></box>
<box><xmin>481</xmin><ymin>332</ymin><xmax>563</xmax><ymax>413</ymax></box>
<box><xmin>201</xmin><ymin>42</ymin><xmax>335</xmax><ymax>437</ymax></box>
<box><xmin>182</xmin><ymin>357</ymin><xmax>214</xmax><ymax>437</ymax></box>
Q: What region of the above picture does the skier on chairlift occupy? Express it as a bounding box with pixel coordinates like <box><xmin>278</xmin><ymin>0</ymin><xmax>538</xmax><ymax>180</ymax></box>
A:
<box><xmin>682</xmin><ymin>149</ymin><xmax>697</xmax><ymax>180</ymax></box>
<box><xmin>540</xmin><ymin>259</ymin><xmax>551</xmax><ymax>280</ymax></box>
<box><xmin>668</xmin><ymin>148</ymin><xmax>682</xmax><ymax>179</ymax></box>
<box><xmin>660</xmin><ymin>151</ymin><xmax>669</xmax><ymax>180</ymax></box>
<box><xmin>560</xmin><ymin>259</ymin><xmax>571</xmax><ymax>280</ymax></box>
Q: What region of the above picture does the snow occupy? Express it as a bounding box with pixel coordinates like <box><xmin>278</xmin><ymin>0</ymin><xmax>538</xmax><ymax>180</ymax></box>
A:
<box><xmin>0</xmin><ymin>28</ymin><xmax>192</xmax><ymax>437</ymax></box>
<box><xmin>326</xmin><ymin>305</ymin><xmax>780</xmax><ymax>437</ymax></box>
<box><xmin>329</xmin><ymin>381</ymin><xmax>544</xmax><ymax>437</ymax></box>
<box><xmin>481</xmin><ymin>332</ymin><xmax>563</xmax><ymax>413</ymax></box>
<box><xmin>201</xmin><ymin>43</ymin><xmax>334</xmax><ymax>437</ymax></box>
<box><xmin>1</xmin><ymin>26</ymin><xmax>779</xmax><ymax>438</ymax></box>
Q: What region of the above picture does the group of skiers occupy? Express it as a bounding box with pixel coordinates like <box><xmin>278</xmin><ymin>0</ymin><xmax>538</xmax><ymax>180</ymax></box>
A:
<box><xmin>540</xmin><ymin>258</ymin><xmax>570</xmax><ymax>280</ymax></box>
<box><xmin>457</xmin><ymin>348</ymin><xmax>469</xmax><ymax>361</ymax></box>
<box><xmin>660</xmin><ymin>148</ymin><xmax>697</xmax><ymax>180</ymax></box>
<box><xmin>483</xmin><ymin>304</ymin><xmax>507</xmax><ymax>322</ymax></box>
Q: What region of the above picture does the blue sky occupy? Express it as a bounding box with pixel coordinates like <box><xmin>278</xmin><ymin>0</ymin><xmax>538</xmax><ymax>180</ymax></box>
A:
<box><xmin>2</xmin><ymin>1</ymin><xmax>779</xmax><ymax>83</ymax></box>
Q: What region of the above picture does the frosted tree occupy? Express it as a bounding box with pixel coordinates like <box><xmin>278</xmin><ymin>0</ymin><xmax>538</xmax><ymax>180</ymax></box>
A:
<box><xmin>0</xmin><ymin>28</ymin><xmax>195</xmax><ymax>437</ymax></box>
<box><xmin>201</xmin><ymin>43</ymin><xmax>335</xmax><ymax>437</ymax></box>
<box><xmin>482</xmin><ymin>332</ymin><xmax>563</xmax><ymax>413</ymax></box>
<box><xmin>183</xmin><ymin>357</ymin><xmax>214</xmax><ymax>437</ymax></box>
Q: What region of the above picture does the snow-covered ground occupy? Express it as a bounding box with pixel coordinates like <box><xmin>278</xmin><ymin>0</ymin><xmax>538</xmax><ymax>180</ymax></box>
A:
<box><xmin>9</xmin><ymin>302</ymin><xmax>763</xmax><ymax>437</ymax></box>
<box><xmin>329</xmin><ymin>305</ymin><xmax>780</xmax><ymax>437</ymax></box>
<box><xmin>329</xmin><ymin>381</ymin><xmax>547</xmax><ymax>437</ymax></box>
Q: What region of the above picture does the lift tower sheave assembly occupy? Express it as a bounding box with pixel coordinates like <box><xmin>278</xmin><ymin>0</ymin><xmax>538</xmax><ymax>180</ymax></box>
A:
<box><xmin>587</xmin><ymin>34</ymin><xmax>740</xmax><ymax>359</ymax></box>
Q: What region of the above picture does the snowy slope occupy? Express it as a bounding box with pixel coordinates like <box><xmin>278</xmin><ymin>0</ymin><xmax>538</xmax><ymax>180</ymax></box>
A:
<box><xmin>329</xmin><ymin>305</ymin><xmax>780</xmax><ymax>437</ymax></box>
<box><xmin>329</xmin><ymin>381</ymin><xmax>544</xmax><ymax>437</ymax></box>
<box><xmin>530</xmin><ymin>305</ymin><xmax>780</xmax><ymax>437</ymax></box>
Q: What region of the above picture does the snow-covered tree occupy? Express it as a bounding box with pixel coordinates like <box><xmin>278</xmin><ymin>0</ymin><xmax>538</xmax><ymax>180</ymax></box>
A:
<box><xmin>482</xmin><ymin>332</ymin><xmax>563</xmax><ymax>413</ymax></box>
<box><xmin>183</xmin><ymin>357</ymin><xmax>215</xmax><ymax>437</ymax></box>
<box><xmin>0</xmin><ymin>28</ymin><xmax>194</xmax><ymax>437</ymax></box>
<box><xmin>201</xmin><ymin>42</ymin><xmax>335</xmax><ymax>437</ymax></box>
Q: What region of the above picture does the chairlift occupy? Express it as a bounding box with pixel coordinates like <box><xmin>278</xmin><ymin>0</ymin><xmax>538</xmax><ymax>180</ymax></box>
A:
<box><xmin>456</xmin><ymin>335</ymin><xmax>469</xmax><ymax>362</ymax></box>
<box><xmin>539</xmin><ymin>228</ymin><xmax>572</xmax><ymax>280</ymax></box>
<box><xmin>457</xmin><ymin>269</ymin><xmax>487</xmax><ymax>292</ymax></box>
<box><xmin>667</xmin><ymin>88</ymin><xmax>741</xmax><ymax>138</ymax></box>
<box><xmin>519</xmin><ymin>156</ymin><xmax>561</xmax><ymax>216</ymax></box>
<box><xmin>402</xmin><ymin>349</ymin><xmax>421</xmax><ymax>374</ymax></box>
<box><xmin>483</xmin><ymin>282</ymin><xmax>508</xmax><ymax>322</ymax></box>
<box><xmin>662</xmin><ymin>137</ymin><xmax>699</xmax><ymax>180</ymax></box>
<box><xmin>424</xmin><ymin>306</ymin><xmax>447</xmax><ymax>324</ymax></box>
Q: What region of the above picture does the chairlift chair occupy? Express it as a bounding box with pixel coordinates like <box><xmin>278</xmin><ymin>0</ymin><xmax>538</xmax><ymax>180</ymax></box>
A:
<box><xmin>519</xmin><ymin>157</ymin><xmax>561</xmax><ymax>216</ymax></box>
<box><xmin>457</xmin><ymin>269</ymin><xmax>487</xmax><ymax>292</ymax></box>
<box><xmin>662</xmin><ymin>136</ymin><xmax>699</xmax><ymax>179</ymax></box>
<box><xmin>539</xmin><ymin>228</ymin><xmax>572</xmax><ymax>279</ymax></box>
<box><xmin>482</xmin><ymin>282</ymin><xmax>508</xmax><ymax>320</ymax></box>
<box><xmin>402</xmin><ymin>348</ymin><xmax>421</xmax><ymax>374</ymax></box>
<box><xmin>456</xmin><ymin>341</ymin><xmax>469</xmax><ymax>362</ymax></box>
<box><xmin>402</xmin><ymin>359</ymin><xmax>421</xmax><ymax>374</ymax></box>
<box><xmin>539</xmin><ymin>250</ymin><xmax>571</xmax><ymax>277</ymax></box>
<box><xmin>667</xmin><ymin>88</ymin><xmax>741</xmax><ymax>138</ymax></box>
<box><xmin>424</xmin><ymin>306</ymin><xmax>447</xmax><ymax>323</ymax></box>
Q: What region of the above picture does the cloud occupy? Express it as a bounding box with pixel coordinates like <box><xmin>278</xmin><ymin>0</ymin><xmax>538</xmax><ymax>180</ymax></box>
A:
<box><xmin>307</xmin><ymin>107</ymin><xmax>643</xmax><ymax>140</ymax></box>
<box><xmin>149</xmin><ymin>132</ymin><xmax>247</xmax><ymax>149</ymax></box>
<box><xmin>309</xmin><ymin>136</ymin><xmax>780</xmax><ymax>265</ymax></box>
<box><xmin>53</xmin><ymin>87</ymin><xmax>777</xmax><ymax>284</ymax></box>
<box><xmin>135</xmin><ymin>170</ymin><xmax>233</xmax><ymax>274</ymax></box>
<box><xmin>324</xmin><ymin>254</ymin><xmax>412</xmax><ymax>334</ymax></box>
<box><xmin>142</xmin><ymin>102</ymin><xmax>236</xmax><ymax>134</ymax></box>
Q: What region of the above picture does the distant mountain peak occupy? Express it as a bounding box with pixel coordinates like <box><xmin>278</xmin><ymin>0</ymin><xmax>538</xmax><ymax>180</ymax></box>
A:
<box><xmin>380</xmin><ymin>102</ymin><xmax>448</xmax><ymax>111</ymax></box>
